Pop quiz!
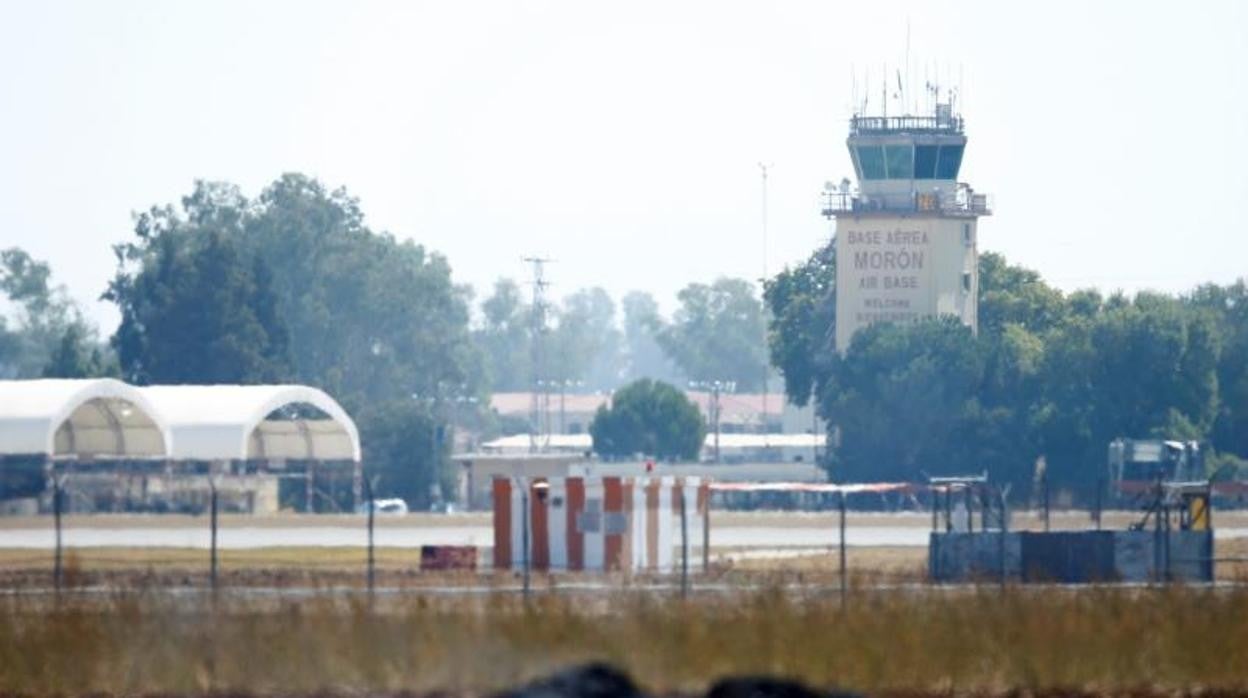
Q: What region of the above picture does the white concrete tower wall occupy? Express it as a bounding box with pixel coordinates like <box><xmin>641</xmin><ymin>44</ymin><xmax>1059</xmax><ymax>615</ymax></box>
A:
<box><xmin>835</xmin><ymin>216</ymin><xmax>979</xmax><ymax>350</ymax></box>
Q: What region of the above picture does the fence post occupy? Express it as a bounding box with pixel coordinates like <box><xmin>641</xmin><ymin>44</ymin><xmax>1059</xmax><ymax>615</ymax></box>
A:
<box><xmin>701</xmin><ymin>487</ymin><xmax>710</xmax><ymax>574</ymax></box>
<box><xmin>521</xmin><ymin>485</ymin><xmax>531</xmax><ymax>600</ymax></box>
<box><xmin>680</xmin><ymin>485</ymin><xmax>689</xmax><ymax>599</ymax></box>
<box><xmin>838</xmin><ymin>490</ymin><xmax>847</xmax><ymax>607</ymax></box>
<box><xmin>352</xmin><ymin>460</ymin><xmax>363</xmax><ymax>514</ymax></box>
<box><xmin>1152</xmin><ymin>482</ymin><xmax>1163</xmax><ymax>585</ymax></box>
<box><xmin>998</xmin><ymin>489</ymin><xmax>1007</xmax><ymax>589</ymax></box>
<box><xmin>1042</xmin><ymin>476</ymin><xmax>1051</xmax><ymax>532</ymax></box>
<box><xmin>1163</xmin><ymin>501</ymin><xmax>1172</xmax><ymax>583</ymax></box>
<box><xmin>52</xmin><ymin>474</ymin><xmax>63</xmax><ymax>592</ymax></box>
<box><xmin>365</xmin><ymin>475</ymin><xmax>376</xmax><ymax>598</ymax></box>
<box><xmin>1093</xmin><ymin>476</ymin><xmax>1103</xmax><ymax>531</ymax></box>
<box><xmin>304</xmin><ymin>467</ymin><xmax>314</xmax><ymax>513</ymax></box>
<box><xmin>209</xmin><ymin>479</ymin><xmax>219</xmax><ymax>591</ymax></box>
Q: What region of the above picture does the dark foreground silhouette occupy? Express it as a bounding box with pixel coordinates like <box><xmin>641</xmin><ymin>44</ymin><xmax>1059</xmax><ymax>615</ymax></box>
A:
<box><xmin>493</xmin><ymin>663</ymin><xmax>862</xmax><ymax>698</ymax></box>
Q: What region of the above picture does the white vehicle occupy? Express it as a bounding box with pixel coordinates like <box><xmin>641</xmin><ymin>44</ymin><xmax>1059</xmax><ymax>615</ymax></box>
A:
<box><xmin>356</xmin><ymin>498</ymin><xmax>409</xmax><ymax>515</ymax></box>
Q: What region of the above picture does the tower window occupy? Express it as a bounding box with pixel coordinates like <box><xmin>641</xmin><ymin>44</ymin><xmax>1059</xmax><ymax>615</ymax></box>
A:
<box><xmin>914</xmin><ymin>145</ymin><xmax>939</xmax><ymax>179</ymax></box>
<box><xmin>884</xmin><ymin>145</ymin><xmax>914</xmax><ymax>179</ymax></box>
<box><xmin>962</xmin><ymin>272</ymin><xmax>972</xmax><ymax>293</ymax></box>
<box><xmin>963</xmin><ymin>223</ymin><xmax>973</xmax><ymax>245</ymax></box>
<box><xmin>856</xmin><ymin>146</ymin><xmax>886</xmax><ymax>180</ymax></box>
<box><xmin>936</xmin><ymin>145</ymin><xmax>965</xmax><ymax>179</ymax></box>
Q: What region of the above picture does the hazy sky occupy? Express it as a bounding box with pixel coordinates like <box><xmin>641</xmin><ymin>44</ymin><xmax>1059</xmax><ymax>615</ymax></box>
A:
<box><xmin>2</xmin><ymin>1</ymin><xmax>1245</xmax><ymax>331</ymax></box>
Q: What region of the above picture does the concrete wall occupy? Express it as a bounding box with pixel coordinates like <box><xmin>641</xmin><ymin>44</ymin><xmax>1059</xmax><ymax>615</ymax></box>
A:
<box><xmin>929</xmin><ymin>532</ymin><xmax>1021</xmax><ymax>581</ymax></box>
<box><xmin>930</xmin><ymin>530</ymin><xmax>1214</xmax><ymax>583</ymax></box>
<box><xmin>1112</xmin><ymin>530</ymin><xmax>1213</xmax><ymax>583</ymax></box>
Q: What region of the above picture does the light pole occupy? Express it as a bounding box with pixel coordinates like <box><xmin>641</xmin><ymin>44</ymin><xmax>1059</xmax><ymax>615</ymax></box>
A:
<box><xmin>690</xmin><ymin>380</ymin><xmax>736</xmax><ymax>463</ymax></box>
<box><xmin>414</xmin><ymin>383</ymin><xmax>478</xmax><ymax>510</ymax></box>
<box><xmin>758</xmin><ymin>162</ymin><xmax>772</xmax><ymax>435</ymax></box>
<box><xmin>558</xmin><ymin>379</ymin><xmax>584</xmax><ymax>434</ymax></box>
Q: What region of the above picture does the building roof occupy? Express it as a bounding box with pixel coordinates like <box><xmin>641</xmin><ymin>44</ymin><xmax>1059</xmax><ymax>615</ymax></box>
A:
<box><xmin>479</xmin><ymin>432</ymin><xmax>826</xmax><ymax>454</ymax></box>
<box><xmin>489</xmin><ymin>390</ymin><xmax>790</xmax><ymax>425</ymax></box>
<box><xmin>490</xmin><ymin>392</ymin><xmax>610</xmax><ymax>416</ymax></box>
<box><xmin>137</xmin><ymin>384</ymin><xmax>360</xmax><ymax>462</ymax></box>
<box><xmin>576</xmin><ymin>461</ymin><xmax>827</xmax><ymax>483</ymax></box>
<box><xmin>0</xmin><ymin>379</ymin><xmax>170</xmax><ymax>458</ymax></box>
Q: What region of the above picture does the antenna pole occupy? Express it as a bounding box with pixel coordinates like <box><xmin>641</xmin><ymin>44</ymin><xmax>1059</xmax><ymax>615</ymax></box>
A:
<box><xmin>882</xmin><ymin>62</ymin><xmax>887</xmax><ymax>118</ymax></box>
<box><xmin>758</xmin><ymin>163</ymin><xmax>771</xmax><ymax>433</ymax></box>
<box><xmin>523</xmin><ymin>256</ymin><xmax>553</xmax><ymax>453</ymax></box>
<box><xmin>850</xmin><ymin>63</ymin><xmax>856</xmax><ymax>115</ymax></box>
<box><xmin>905</xmin><ymin>18</ymin><xmax>911</xmax><ymax>114</ymax></box>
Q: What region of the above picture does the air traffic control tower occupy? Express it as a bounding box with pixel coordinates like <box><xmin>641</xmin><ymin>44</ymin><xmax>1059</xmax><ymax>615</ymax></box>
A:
<box><xmin>822</xmin><ymin>102</ymin><xmax>990</xmax><ymax>351</ymax></box>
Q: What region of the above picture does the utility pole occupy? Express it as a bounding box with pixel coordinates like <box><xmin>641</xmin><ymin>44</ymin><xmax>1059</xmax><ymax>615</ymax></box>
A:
<box><xmin>690</xmin><ymin>380</ymin><xmax>735</xmax><ymax>463</ymax></box>
<box><xmin>758</xmin><ymin>163</ymin><xmax>772</xmax><ymax>436</ymax></box>
<box><xmin>712</xmin><ymin>386</ymin><xmax>721</xmax><ymax>463</ymax></box>
<box><xmin>523</xmin><ymin>256</ymin><xmax>553</xmax><ymax>452</ymax></box>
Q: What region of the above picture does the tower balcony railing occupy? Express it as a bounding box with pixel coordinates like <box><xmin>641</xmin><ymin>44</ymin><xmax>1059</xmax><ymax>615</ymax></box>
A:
<box><xmin>849</xmin><ymin>114</ymin><xmax>964</xmax><ymax>135</ymax></box>
<box><xmin>821</xmin><ymin>187</ymin><xmax>990</xmax><ymax>218</ymax></box>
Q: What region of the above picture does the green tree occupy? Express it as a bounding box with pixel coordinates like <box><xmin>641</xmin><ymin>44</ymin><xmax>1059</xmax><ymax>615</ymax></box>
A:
<box><xmin>105</xmin><ymin>175</ymin><xmax>484</xmax><ymax>504</ymax></box>
<box><xmin>549</xmin><ymin>287</ymin><xmax>622</xmax><ymax>390</ymax></box>
<box><xmin>1038</xmin><ymin>293</ymin><xmax>1221</xmax><ymax>491</ymax></box>
<box><xmin>42</xmin><ymin>324</ymin><xmax>115</xmax><ymax>379</ymax></box>
<box><xmin>590</xmin><ymin>379</ymin><xmax>706</xmax><ymax>461</ymax></box>
<box><xmin>239</xmin><ymin>175</ymin><xmax>480</xmax><ymax>406</ymax></box>
<box><xmin>107</xmin><ymin>230</ymin><xmax>290</xmax><ymax>384</ymax></box>
<box><xmin>763</xmin><ymin>243</ymin><xmax>836</xmax><ymax>406</ymax></box>
<box><xmin>1</xmin><ymin>248</ymin><xmax>98</xmax><ymax>378</ymax></box>
<box><xmin>621</xmin><ymin>291</ymin><xmax>683</xmax><ymax>384</ymax></box>
<box><xmin>357</xmin><ymin>400</ymin><xmax>447</xmax><ymax>509</ymax></box>
<box><xmin>658</xmin><ymin>278</ymin><xmax>767</xmax><ymax>391</ymax></box>
<box><xmin>473</xmin><ymin>278</ymin><xmax>531</xmax><ymax>392</ymax></box>
<box><xmin>823</xmin><ymin>317</ymin><xmax>985</xmax><ymax>482</ymax></box>
<box><xmin>765</xmin><ymin>241</ymin><xmax>1240</xmax><ymax>497</ymax></box>
<box><xmin>978</xmin><ymin>251</ymin><xmax>1069</xmax><ymax>335</ymax></box>
<box><xmin>1188</xmin><ymin>281</ymin><xmax>1248</xmax><ymax>460</ymax></box>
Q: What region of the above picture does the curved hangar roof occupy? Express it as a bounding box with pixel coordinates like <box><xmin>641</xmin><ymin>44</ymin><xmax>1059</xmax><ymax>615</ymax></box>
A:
<box><xmin>137</xmin><ymin>384</ymin><xmax>360</xmax><ymax>462</ymax></box>
<box><xmin>0</xmin><ymin>379</ymin><xmax>170</xmax><ymax>458</ymax></box>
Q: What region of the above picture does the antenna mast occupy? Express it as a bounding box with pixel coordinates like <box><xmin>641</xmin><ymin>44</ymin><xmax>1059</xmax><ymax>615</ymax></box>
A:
<box><xmin>523</xmin><ymin>255</ymin><xmax>553</xmax><ymax>452</ymax></box>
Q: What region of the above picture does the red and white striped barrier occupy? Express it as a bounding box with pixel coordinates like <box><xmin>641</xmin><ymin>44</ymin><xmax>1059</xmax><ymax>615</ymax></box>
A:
<box><xmin>493</xmin><ymin>476</ymin><xmax>708</xmax><ymax>573</ymax></box>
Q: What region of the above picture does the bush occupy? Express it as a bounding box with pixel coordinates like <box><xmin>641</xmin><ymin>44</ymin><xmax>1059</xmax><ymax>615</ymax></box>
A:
<box><xmin>589</xmin><ymin>379</ymin><xmax>705</xmax><ymax>461</ymax></box>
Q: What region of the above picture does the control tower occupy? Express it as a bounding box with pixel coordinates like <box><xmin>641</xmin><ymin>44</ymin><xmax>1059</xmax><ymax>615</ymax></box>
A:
<box><xmin>822</xmin><ymin>101</ymin><xmax>990</xmax><ymax>351</ymax></box>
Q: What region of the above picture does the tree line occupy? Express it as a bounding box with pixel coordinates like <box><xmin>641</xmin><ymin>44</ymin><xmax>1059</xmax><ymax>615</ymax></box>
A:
<box><xmin>1</xmin><ymin>174</ymin><xmax>772</xmax><ymax>506</ymax></box>
<box><xmin>8</xmin><ymin>172</ymin><xmax>1244</xmax><ymax>504</ymax></box>
<box><xmin>765</xmin><ymin>242</ymin><xmax>1248</xmax><ymax>501</ymax></box>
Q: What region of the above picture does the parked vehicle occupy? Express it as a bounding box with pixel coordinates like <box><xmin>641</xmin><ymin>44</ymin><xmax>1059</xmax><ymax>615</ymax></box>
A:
<box><xmin>1108</xmin><ymin>438</ymin><xmax>1202</xmax><ymax>499</ymax></box>
<box><xmin>355</xmin><ymin>498</ymin><xmax>409</xmax><ymax>515</ymax></box>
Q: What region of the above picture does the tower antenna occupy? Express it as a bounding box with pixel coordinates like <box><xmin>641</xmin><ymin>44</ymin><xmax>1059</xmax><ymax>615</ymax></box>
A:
<box><xmin>863</xmin><ymin>65</ymin><xmax>870</xmax><ymax>114</ymax></box>
<box><xmin>959</xmin><ymin>63</ymin><xmax>964</xmax><ymax>115</ymax></box>
<box><xmin>523</xmin><ymin>255</ymin><xmax>554</xmax><ymax>452</ymax></box>
<box><xmin>905</xmin><ymin>18</ymin><xmax>911</xmax><ymax>114</ymax></box>
<box><xmin>851</xmin><ymin>62</ymin><xmax>857</xmax><ymax>116</ymax></box>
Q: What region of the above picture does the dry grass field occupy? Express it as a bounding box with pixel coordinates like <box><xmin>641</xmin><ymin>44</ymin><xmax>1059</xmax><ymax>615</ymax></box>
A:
<box><xmin>3</xmin><ymin>511</ymin><xmax>1248</xmax><ymax>695</ymax></box>
<box><xmin>1</xmin><ymin>584</ymin><xmax>1248</xmax><ymax>696</ymax></box>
